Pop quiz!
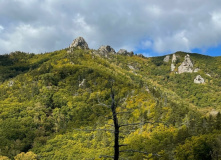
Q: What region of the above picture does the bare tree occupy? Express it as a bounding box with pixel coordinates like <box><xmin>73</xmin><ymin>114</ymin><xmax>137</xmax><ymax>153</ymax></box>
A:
<box><xmin>110</xmin><ymin>87</ymin><xmax>119</xmax><ymax>160</ymax></box>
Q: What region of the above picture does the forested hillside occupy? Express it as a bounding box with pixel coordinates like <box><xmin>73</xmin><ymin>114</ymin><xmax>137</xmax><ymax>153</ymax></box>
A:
<box><xmin>0</xmin><ymin>38</ymin><xmax>221</xmax><ymax>160</ymax></box>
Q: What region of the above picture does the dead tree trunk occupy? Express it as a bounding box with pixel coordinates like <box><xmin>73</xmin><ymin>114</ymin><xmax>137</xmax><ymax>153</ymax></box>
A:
<box><xmin>111</xmin><ymin>91</ymin><xmax>119</xmax><ymax>160</ymax></box>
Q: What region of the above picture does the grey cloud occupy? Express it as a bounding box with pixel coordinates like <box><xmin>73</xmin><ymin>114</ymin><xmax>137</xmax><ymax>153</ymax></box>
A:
<box><xmin>0</xmin><ymin>0</ymin><xmax>221</xmax><ymax>55</ymax></box>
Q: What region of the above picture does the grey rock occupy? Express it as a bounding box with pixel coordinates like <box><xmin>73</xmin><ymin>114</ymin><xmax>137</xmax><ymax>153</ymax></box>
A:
<box><xmin>8</xmin><ymin>80</ymin><xmax>14</xmax><ymax>87</ymax></box>
<box><xmin>210</xmin><ymin>109</ymin><xmax>219</xmax><ymax>116</ymax></box>
<box><xmin>117</xmin><ymin>49</ymin><xmax>134</xmax><ymax>56</ymax></box>
<box><xmin>70</xmin><ymin>37</ymin><xmax>89</xmax><ymax>50</ymax></box>
<box><xmin>128</xmin><ymin>65</ymin><xmax>135</xmax><ymax>70</ymax></box>
<box><xmin>79</xmin><ymin>79</ymin><xmax>86</xmax><ymax>87</ymax></box>
<box><xmin>206</xmin><ymin>73</ymin><xmax>211</xmax><ymax>77</ymax></box>
<box><xmin>194</xmin><ymin>75</ymin><xmax>205</xmax><ymax>84</ymax></box>
<box><xmin>146</xmin><ymin>87</ymin><xmax>150</xmax><ymax>93</ymax></box>
<box><xmin>178</xmin><ymin>54</ymin><xmax>193</xmax><ymax>74</ymax></box>
<box><xmin>171</xmin><ymin>63</ymin><xmax>176</xmax><ymax>71</ymax></box>
<box><xmin>98</xmin><ymin>45</ymin><xmax>116</xmax><ymax>57</ymax></box>
<box><xmin>170</xmin><ymin>54</ymin><xmax>177</xmax><ymax>71</ymax></box>
<box><xmin>163</xmin><ymin>55</ymin><xmax>170</xmax><ymax>62</ymax></box>
<box><xmin>137</xmin><ymin>54</ymin><xmax>145</xmax><ymax>58</ymax></box>
<box><xmin>172</xmin><ymin>54</ymin><xmax>177</xmax><ymax>63</ymax></box>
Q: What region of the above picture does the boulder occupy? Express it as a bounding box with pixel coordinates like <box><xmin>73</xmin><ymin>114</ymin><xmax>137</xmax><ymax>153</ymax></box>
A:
<box><xmin>194</xmin><ymin>75</ymin><xmax>205</xmax><ymax>84</ymax></box>
<box><xmin>163</xmin><ymin>55</ymin><xmax>170</xmax><ymax>62</ymax></box>
<box><xmin>8</xmin><ymin>80</ymin><xmax>14</xmax><ymax>87</ymax></box>
<box><xmin>70</xmin><ymin>37</ymin><xmax>89</xmax><ymax>50</ymax></box>
<box><xmin>178</xmin><ymin>54</ymin><xmax>193</xmax><ymax>74</ymax></box>
<box><xmin>117</xmin><ymin>49</ymin><xmax>134</xmax><ymax>56</ymax></box>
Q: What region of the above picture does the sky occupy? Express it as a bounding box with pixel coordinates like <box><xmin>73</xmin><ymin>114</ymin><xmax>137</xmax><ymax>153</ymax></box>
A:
<box><xmin>0</xmin><ymin>0</ymin><xmax>221</xmax><ymax>57</ymax></box>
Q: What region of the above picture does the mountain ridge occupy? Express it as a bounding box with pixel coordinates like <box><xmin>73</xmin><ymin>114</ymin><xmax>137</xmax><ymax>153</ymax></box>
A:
<box><xmin>0</xmin><ymin>37</ymin><xmax>221</xmax><ymax>159</ymax></box>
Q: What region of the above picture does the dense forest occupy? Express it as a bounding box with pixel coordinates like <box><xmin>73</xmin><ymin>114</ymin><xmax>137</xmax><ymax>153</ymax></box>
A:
<box><xmin>0</xmin><ymin>40</ymin><xmax>221</xmax><ymax>159</ymax></box>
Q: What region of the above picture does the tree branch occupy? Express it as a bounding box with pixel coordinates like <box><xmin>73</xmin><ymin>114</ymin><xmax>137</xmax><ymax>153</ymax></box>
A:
<box><xmin>99</xmin><ymin>155</ymin><xmax>114</xmax><ymax>159</ymax></box>
<box><xmin>119</xmin><ymin>150</ymin><xmax>160</xmax><ymax>156</ymax></box>
<box><xmin>74</xmin><ymin>128</ymin><xmax>114</xmax><ymax>132</ymax></box>
<box><xmin>119</xmin><ymin>144</ymin><xmax>128</xmax><ymax>147</ymax></box>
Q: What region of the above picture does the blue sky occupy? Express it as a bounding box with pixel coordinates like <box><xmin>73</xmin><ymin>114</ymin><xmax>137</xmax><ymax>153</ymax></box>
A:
<box><xmin>0</xmin><ymin>0</ymin><xmax>221</xmax><ymax>57</ymax></box>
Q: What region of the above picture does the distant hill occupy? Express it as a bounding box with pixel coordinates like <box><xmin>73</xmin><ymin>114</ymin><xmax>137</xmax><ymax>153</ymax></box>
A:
<box><xmin>0</xmin><ymin>37</ymin><xmax>221</xmax><ymax>159</ymax></box>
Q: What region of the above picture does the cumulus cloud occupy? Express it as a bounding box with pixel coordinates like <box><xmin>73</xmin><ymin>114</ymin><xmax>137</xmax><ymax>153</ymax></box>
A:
<box><xmin>0</xmin><ymin>0</ymin><xmax>221</xmax><ymax>56</ymax></box>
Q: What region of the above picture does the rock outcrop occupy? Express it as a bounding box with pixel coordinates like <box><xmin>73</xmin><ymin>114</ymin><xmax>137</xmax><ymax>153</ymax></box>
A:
<box><xmin>170</xmin><ymin>54</ymin><xmax>177</xmax><ymax>71</ymax></box>
<box><xmin>163</xmin><ymin>55</ymin><xmax>170</xmax><ymax>62</ymax></box>
<box><xmin>98</xmin><ymin>45</ymin><xmax>116</xmax><ymax>56</ymax></box>
<box><xmin>79</xmin><ymin>79</ymin><xmax>86</xmax><ymax>87</ymax></box>
<box><xmin>210</xmin><ymin>109</ymin><xmax>219</xmax><ymax>116</ymax></box>
<box><xmin>171</xmin><ymin>63</ymin><xmax>176</xmax><ymax>72</ymax></box>
<box><xmin>8</xmin><ymin>80</ymin><xmax>14</xmax><ymax>87</ymax></box>
<box><xmin>128</xmin><ymin>65</ymin><xmax>135</xmax><ymax>70</ymax></box>
<box><xmin>70</xmin><ymin>37</ymin><xmax>89</xmax><ymax>50</ymax></box>
<box><xmin>178</xmin><ymin>54</ymin><xmax>193</xmax><ymax>74</ymax></box>
<box><xmin>172</xmin><ymin>54</ymin><xmax>177</xmax><ymax>63</ymax></box>
<box><xmin>137</xmin><ymin>54</ymin><xmax>145</xmax><ymax>58</ymax></box>
<box><xmin>117</xmin><ymin>49</ymin><xmax>134</xmax><ymax>56</ymax></box>
<box><xmin>194</xmin><ymin>75</ymin><xmax>205</xmax><ymax>84</ymax></box>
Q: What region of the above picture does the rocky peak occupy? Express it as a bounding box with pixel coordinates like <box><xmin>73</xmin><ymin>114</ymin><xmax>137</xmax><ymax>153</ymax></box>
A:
<box><xmin>70</xmin><ymin>37</ymin><xmax>89</xmax><ymax>50</ymax></box>
<box><xmin>163</xmin><ymin>55</ymin><xmax>170</xmax><ymax>62</ymax></box>
<box><xmin>117</xmin><ymin>49</ymin><xmax>134</xmax><ymax>56</ymax></box>
<box><xmin>194</xmin><ymin>75</ymin><xmax>205</xmax><ymax>84</ymax></box>
<box><xmin>98</xmin><ymin>45</ymin><xmax>116</xmax><ymax>54</ymax></box>
<box><xmin>178</xmin><ymin>54</ymin><xmax>193</xmax><ymax>74</ymax></box>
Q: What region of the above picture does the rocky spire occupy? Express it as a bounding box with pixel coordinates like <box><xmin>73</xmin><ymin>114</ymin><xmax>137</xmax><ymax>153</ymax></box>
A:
<box><xmin>69</xmin><ymin>37</ymin><xmax>89</xmax><ymax>50</ymax></box>
<box><xmin>178</xmin><ymin>54</ymin><xmax>193</xmax><ymax>74</ymax></box>
<box><xmin>171</xmin><ymin>54</ymin><xmax>177</xmax><ymax>71</ymax></box>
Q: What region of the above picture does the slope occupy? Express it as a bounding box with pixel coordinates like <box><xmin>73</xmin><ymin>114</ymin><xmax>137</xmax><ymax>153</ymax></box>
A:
<box><xmin>0</xmin><ymin>41</ymin><xmax>221</xmax><ymax>159</ymax></box>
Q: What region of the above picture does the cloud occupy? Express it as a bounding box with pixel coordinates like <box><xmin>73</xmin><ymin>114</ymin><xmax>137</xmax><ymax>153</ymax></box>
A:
<box><xmin>0</xmin><ymin>0</ymin><xmax>221</xmax><ymax>56</ymax></box>
<box><xmin>0</xmin><ymin>25</ymin><xmax>4</xmax><ymax>32</ymax></box>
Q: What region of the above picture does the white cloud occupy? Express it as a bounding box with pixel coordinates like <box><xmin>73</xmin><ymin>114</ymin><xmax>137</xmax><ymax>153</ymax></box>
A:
<box><xmin>141</xmin><ymin>40</ymin><xmax>152</xmax><ymax>49</ymax></box>
<box><xmin>0</xmin><ymin>24</ymin><xmax>62</xmax><ymax>53</ymax></box>
<box><xmin>1</xmin><ymin>0</ymin><xmax>221</xmax><ymax>55</ymax></box>
<box><xmin>0</xmin><ymin>25</ymin><xmax>4</xmax><ymax>32</ymax></box>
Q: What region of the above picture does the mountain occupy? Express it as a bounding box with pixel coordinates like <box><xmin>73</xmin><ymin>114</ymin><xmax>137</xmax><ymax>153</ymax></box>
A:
<box><xmin>0</xmin><ymin>37</ymin><xmax>221</xmax><ymax>160</ymax></box>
